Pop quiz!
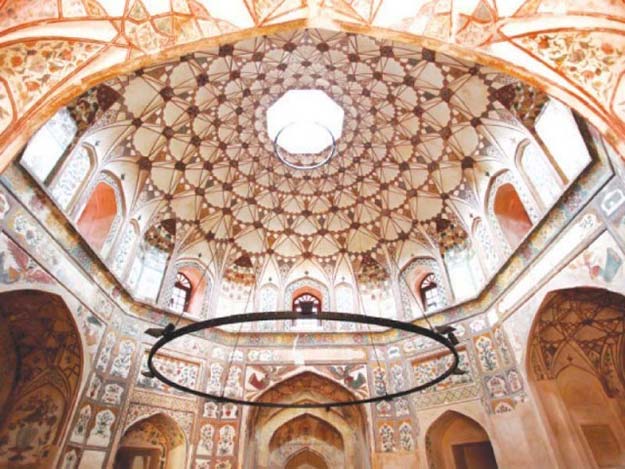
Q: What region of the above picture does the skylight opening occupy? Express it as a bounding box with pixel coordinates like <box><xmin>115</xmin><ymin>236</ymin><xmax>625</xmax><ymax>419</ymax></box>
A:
<box><xmin>267</xmin><ymin>89</ymin><xmax>344</xmax><ymax>165</ymax></box>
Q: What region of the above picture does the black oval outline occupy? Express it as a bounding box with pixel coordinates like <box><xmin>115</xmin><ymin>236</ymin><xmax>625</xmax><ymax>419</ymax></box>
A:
<box><xmin>147</xmin><ymin>311</ymin><xmax>459</xmax><ymax>408</ymax></box>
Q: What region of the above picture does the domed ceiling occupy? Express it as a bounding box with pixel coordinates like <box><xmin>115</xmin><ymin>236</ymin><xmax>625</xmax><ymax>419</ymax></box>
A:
<box><xmin>74</xmin><ymin>29</ymin><xmax>534</xmax><ymax>266</ymax></box>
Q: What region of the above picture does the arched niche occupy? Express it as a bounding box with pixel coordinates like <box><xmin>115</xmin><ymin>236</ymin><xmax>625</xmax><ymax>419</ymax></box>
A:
<box><xmin>76</xmin><ymin>180</ymin><xmax>119</xmax><ymax>252</ymax></box>
<box><xmin>216</xmin><ymin>255</ymin><xmax>256</xmax><ymax>317</ymax></box>
<box><xmin>284</xmin><ymin>279</ymin><xmax>330</xmax><ymax>331</ymax></box>
<box><xmin>528</xmin><ymin>287</ymin><xmax>625</xmax><ymax>468</ymax></box>
<box><xmin>534</xmin><ymin>99</ymin><xmax>592</xmax><ymax>184</ymax></box>
<box><xmin>285</xmin><ymin>278</ymin><xmax>330</xmax><ymax>312</ymax></box>
<box><xmin>285</xmin><ymin>448</ymin><xmax>330</xmax><ymax>469</ymax></box>
<box><xmin>426</xmin><ymin>410</ymin><xmax>498</xmax><ymax>469</ymax></box>
<box><xmin>355</xmin><ymin>255</ymin><xmax>396</xmax><ymax>319</ymax></box>
<box><xmin>269</xmin><ymin>414</ymin><xmax>343</xmax><ymax>468</ymax></box>
<box><xmin>128</xmin><ymin>219</ymin><xmax>176</xmax><ymax>303</ymax></box>
<box><xmin>292</xmin><ymin>286</ymin><xmax>323</xmax><ymax>317</ymax></box>
<box><xmin>399</xmin><ymin>256</ymin><xmax>449</xmax><ymax>319</ymax></box>
<box><xmin>169</xmin><ymin>264</ymin><xmax>210</xmax><ymax>318</ymax></box>
<box><xmin>471</xmin><ymin>218</ymin><xmax>500</xmax><ymax>276</ymax></box>
<box><xmin>111</xmin><ymin>220</ymin><xmax>139</xmax><ymax>278</ymax></box>
<box><xmin>516</xmin><ymin>139</ymin><xmax>561</xmax><ymax>209</ymax></box>
<box><xmin>256</xmin><ymin>282</ymin><xmax>280</xmax><ymax>332</ymax></box>
<box><xmin>243</xmin><ymin>372</ymin><xmax>371</xmax><ymax>469</ymax></box>
<box><xmin>492</xmin><ymin>182</ymin><xmax>532</xmax><ymax>248</ymax></box>
<box><xmin>258</xmin><ymin>283</ymin><xmax>280</xmax><ymax>312</ymax></box>
<box><xmin>0</xmin><ymin>290</ymin><xmax>83</xmax><ymax>468</ymax></box>
<box><xmin>50</xmin><ymin>143</ymin><xmax>96</xmax><ymax>211</ymax></box>
<box><xmin>113</xmin><ymin>413</ymin><xmax>187</xmax><ymax>469</ymax></box>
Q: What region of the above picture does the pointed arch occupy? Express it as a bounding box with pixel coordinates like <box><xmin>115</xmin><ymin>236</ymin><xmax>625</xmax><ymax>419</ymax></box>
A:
<box><xmin>215</xmin><ymin>254</ymin><xmax>256</xmax><ymax>318</ymax></box>
<box><xmin>355</xmin><ymin>255</ymin><xmax>397</xmax><ymax>319</ymax></box>
<box><xmin>244</xmin><ymin>372</ymin><xmax>370</xmax><ymax>469</ymax></box>
<box><xmin>471</xmin><ymin>217</ymin><xmax>500</xmax><ymax>276</ymax></box>
<box><xmin>0</xmin><ymin>290</ymin><xmax>84</xmax><ymax>468</ymax></box>
<box><xmin>50</xmin><ymin>143</ymin><xmax>97</xmax><ymax>211</ymax></box>
<box><xmin>271</xmin><ymin>414</ymin><xmax>342</xmax><ymax>468</ymax></box>
<box><xmin>335</xmin><ymin>282</ymin><xmax>355</xmax><ymax>315</ymax></box>
<box><xmin>494</xmin><ymin>183</ymin><xmax>532</xmax><ymax>247</ymax></box>
<box><xmin>426</xmin><ymin>410</ymin><xmax>498</xmax><ymax>469</ymax></box>
<box><xmin>258</xmin><ymin>282</ymin><xmax>280</xmax><ymax>312</ymax></box>
<box><xmin>285</xmin><ymin>448</ymin><xmax>329</xmax><ymax>469</ymax></box>
<box><xmin>526</xmin><ymin>287</ymin><xmax>625</xmax><ymax>468</ymax></box>
<box><xmin>111</xmin><ymin>219</ymin><xmax>140</xmax><ymax>278</ymax></box>
<box><xmin>285</xmin><ymin>278</ymin><xmax>330</xmax><ymax>312</ymax></box>
<box><xmin>534</xmin><ymin>99</ymin><xmax>591</xmax><ymax>184</ymax></box>
<box><xmin>76</xmin><ymin>180</ymin><xmax>118</xmax><ymax>251</ymax></box>
<box><xmin>253</xmin><ymin>282</ymin><xmax>281</xmax><ymax>332</ymax></box>
<box><xmin>127</xmin><ymin>218</ymin><xmax>177</xmax><ymax>302</ymax></box>
<box><xmin>399</xmin><ymin>256</ymin><xmax>449</xmax><ymax>318</ymax></box>
<box><xmin>485</xmin><ymin>171</ymin><xmax>537</xmax><ymax>252</ymax></box>
<box><xmin>178</xmin><ymin>263</ymin><xmax>211</xmax><ymax>318</ymax></box>
<box><xmin>114</xmin><ymin>413</ymin><xmax>187</xmax><ymax>469</ymax></box>
<box><xmin>515</xmin><ymin>139</ymin><xmax>561</xmax><ymax>209</ymax></box>
<box><xmin>156</xmin><ymin>260</ymin><xmax>212</xmax><ymax>318</ymax></box>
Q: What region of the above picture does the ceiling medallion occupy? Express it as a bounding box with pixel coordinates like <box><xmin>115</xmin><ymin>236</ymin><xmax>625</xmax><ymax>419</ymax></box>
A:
<box><xmin>267</xmin><ymin>89</ymin><xmax>344</xmax><ymax>170</ymax></box>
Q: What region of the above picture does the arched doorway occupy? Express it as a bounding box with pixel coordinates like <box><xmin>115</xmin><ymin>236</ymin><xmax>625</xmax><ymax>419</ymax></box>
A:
<box><xmin>0</xmin><ymin>290</ymin><xmax>83</xmax><ymax>468</ymax></box>
<box><xmin>528</xmin><ymin>288</ymin><xmax>625</xmax><ymax>468</ymax></box>
<box><xmin>244</xmin><ymin>372</ymin><xmax>371</xmax><ymax>469</ymax></box>
<box><xmin>113</xmin><ymin>413</ymin><xmax>187</xmax><ymax>469</ymax></box>
<box><xmin>426</xmin><ymin>411</ymin><xmax>498</xmax><ymax>469</ymax></box>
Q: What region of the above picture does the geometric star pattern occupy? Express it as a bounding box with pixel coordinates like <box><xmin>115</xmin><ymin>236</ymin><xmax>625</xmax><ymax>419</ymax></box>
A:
<box><xmin>71</xmin><ymin>29</ymin><xmax>539</xmax><ymax>263</ymax></box>
<box><xmin>531</xmin><ymin>288</ymin><xmax>625</xmax><ymax>384</ymax></box>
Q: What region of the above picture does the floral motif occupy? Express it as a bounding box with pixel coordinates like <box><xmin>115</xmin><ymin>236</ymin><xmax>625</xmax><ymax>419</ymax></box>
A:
<box><xmin>101</xmin><ymin>384</ymin><xmax>124</xmax><ymax>405</ymax></box>
<box><xmin>197</xmin><ymin>423</ymin><xmax>214</xmax><ymax>456</ymax></box>
<box><xmin>0</xmin><ymin>40</ymin><xmax>103</xmax><ymax>112</ymax></box>
<box><xmin>474</xmin><ymin>335</ymin><xmax>500</xmax><ymax>372</ymax></box>
<box><xmin>379</xmin><ymin>424</ymin><xmax>395</xmax><ymax>452</ymax></box>
<box><xmin>86</xmin><ymin>409</ymin><xmax>115</xmax><ymax>447</ymax></box>
<box><xmin>399</xmin><ymin>422</ymin><xmax>414</xmax><ymax>451</ymax></box>
<box><xmin>95</xmin><ymin>333</ymin><xmax>115</xmax><ymax>372</ymax></box>
<box><xmin>217</xmin><ymin>425</ymin><xmax>235</xmax><ymax>456</ymax></box>
<box><xmin>137</xmin><ymin>354</ymin><xmax>199</xmax><ymax>396</ymax></box>
<box><xmin>519</xmin><ymin>32</ymin><xmax>625</xmax><ymax>103</ymax></box>
<box><xmin>110</xmin><ymin>340</ymin><xmax>136</xmax><ymax>379</ymax></box>
<box><xmin>69</xmin><ymin>405</ymin><xmax>91</xmax><ymax>444</ymax></box>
